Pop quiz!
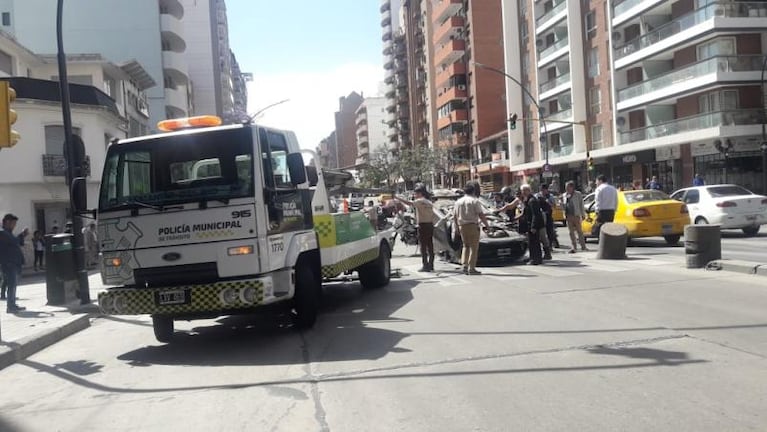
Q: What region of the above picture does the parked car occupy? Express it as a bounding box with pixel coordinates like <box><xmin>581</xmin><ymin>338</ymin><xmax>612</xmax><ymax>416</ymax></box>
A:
<box><xmin>582</xmin><ymin>189</ymin><xmax>690</xmax><ymax>244</ymax></box>
<box><xmin>670</xmin><ymin>184</ymin><xmax>767</xmax><ymax>236</ymax></box>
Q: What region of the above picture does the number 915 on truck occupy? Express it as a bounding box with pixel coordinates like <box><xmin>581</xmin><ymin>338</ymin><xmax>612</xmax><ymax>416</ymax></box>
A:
<box><xmin>71</xmin><ymin>115</ymin><xmax>394</xmax><ymax>343</ymax></box>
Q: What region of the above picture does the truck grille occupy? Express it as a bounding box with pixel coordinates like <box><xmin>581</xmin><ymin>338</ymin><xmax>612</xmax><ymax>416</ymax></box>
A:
<box><xmin>133</xmin><ymin>263</ymin><xmax>219</xmax><ymax>288</ymax></box>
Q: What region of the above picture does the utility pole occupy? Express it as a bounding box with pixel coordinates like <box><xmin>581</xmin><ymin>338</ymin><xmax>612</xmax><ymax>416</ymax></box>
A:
<box><xmin>57</xmin><ymin>0</ymin><xmax>90</xmax><ymax>304</ymax></box>
<box><xmin>761</xmin><ymin>55</ymin><xmax>767</xmax><ymax>194</ymax></box>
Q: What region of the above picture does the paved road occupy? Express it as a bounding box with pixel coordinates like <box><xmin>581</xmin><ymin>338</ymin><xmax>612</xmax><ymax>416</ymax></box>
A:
<box><xmin>1</xmin><ymin>235</ymin><xmax>766</xmax><ymax>431</ymax></box>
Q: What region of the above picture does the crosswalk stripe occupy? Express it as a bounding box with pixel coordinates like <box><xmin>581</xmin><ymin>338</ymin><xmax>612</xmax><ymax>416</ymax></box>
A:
<box><xmin>517</xmin><ymin>264</ymin><xmax>581</xmax><ymax>277</ymax></box>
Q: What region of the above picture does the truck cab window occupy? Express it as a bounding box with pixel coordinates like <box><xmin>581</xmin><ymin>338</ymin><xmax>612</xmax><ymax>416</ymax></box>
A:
<box><xmin>261</xmin><ymin>129</ymin><xmax>293</xmax><ymax>188</ymax></box>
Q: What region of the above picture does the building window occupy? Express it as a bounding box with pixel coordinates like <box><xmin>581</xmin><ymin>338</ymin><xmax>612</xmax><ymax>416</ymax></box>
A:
<box><xmin>585</xmin><ymin>10</ymin><xmax>596</xmax><ymax>39</ymax></box>
<box><xmin>44</xmin><ymin>126</ymin><xmax>82</xmax><ymax>155</ymax></box>
<box><xmin>591</xmin><ymin>124</ymin><xmax>603</xmax><ymax>149</ymax></box>
<box><xmin>588</xmin><ymin>48</ymin><xmax>599</xmax><ymax>77</ymax></box>
<box><xmin>699</xmin><ymin>90</ymin><xmax>738</xmax><ymax>112</ymax></box>
<box><xmin>2</xmin><ymin>12</ymin><xmax>10</xmax><ymax>26</ymax></box>
<box><xmin>589</xmin><ymin>87</ymin><xmax>601</xmax><ymax>115</ymax></box>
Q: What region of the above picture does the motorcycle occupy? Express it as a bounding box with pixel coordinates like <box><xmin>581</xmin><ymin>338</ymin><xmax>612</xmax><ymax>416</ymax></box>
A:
<box><xmin>392</xmin><ymin>212</ymin><xmax>419</xmax><ymax>247</ymax></box>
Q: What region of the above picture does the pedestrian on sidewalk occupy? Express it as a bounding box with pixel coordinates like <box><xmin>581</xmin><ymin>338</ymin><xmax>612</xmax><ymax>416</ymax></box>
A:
<box><xmin>520</xmin><ymin>184</ymin><xmax>545</xmax><ymax>265</ymax></box>
<box><xmin>0</xmin><ymin>213</ymin><xmax>25</xmax><ymax>312</ymax></box>
<box><xmin>396</xmin><ymin>184</ymin><xmax>436</xmax><ymax>272</ymax></box>
<box><xmin>33</xmin><ymin>230</ymin><xmax>45</xmax><ymax>271</ymax></box>
<box><xmin>562</xmin><ymin>181</ymin><xmax>587</xmax><ymax>253</ymax></box>
<box><xmin>594</xmin><ymin>174</ymin><xmax>618</xmax><ymax>238</ymax></box>
<box><xmin>453</xmin><ymin>182</ymin><xmax>489</xmax><ymax>275</ymax></box>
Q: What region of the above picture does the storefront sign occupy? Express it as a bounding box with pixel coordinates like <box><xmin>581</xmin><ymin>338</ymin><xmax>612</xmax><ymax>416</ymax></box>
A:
<box><xmin>691</xmin><ymin>137</ymin><xmax>762</xmax><ymax>157</ymax></box>
<box><xmin>608</xmin><ymin>149</ymin><xmax>654</xmax><ymax>166</ymax></box>
<box><xmin>656</xmin><ymin>145</ymin><xmax>681</xmax><ymax>161</ymax></box>
<box><xmin>622</xmin><ymin>155</ymin><xmax>637</xmax><ymax>163</ymax></box>
<box><xmin>690</xmin><ymin>142</ymin><xmax>716</xmax><ymax>157</ymax></box>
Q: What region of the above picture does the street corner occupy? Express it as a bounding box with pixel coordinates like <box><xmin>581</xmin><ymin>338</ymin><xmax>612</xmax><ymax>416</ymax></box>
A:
<box><xmin>0</xmin><ymin>313</ymin><xmax>92</xmax><ymax>372</ymax></box>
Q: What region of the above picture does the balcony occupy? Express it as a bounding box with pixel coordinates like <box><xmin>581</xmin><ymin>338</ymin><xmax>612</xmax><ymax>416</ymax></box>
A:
<box><xmin>437</xmin><ymin>109</ymin><xmax>468</xmax><ymax>129</ymax></box>
<box><xmin>384</xmin><ymin>69</ymin><xmax>395</xmax><ymax>84</ymax></box>
<box><xmin>614</xmin><ymin>2</ymin><xmax>767</xmax><ymax>66</ymax></box>
<box><xmin>356</xmin><ymin>155</ymin><xmax>369</xmax><ymax>166</ymax></box>
<box><xmin>382</xmin><ymin>27</ymin><xmax>392</xmax><ymax>42</ymax></box>
<box><xmin>436</xmin><ymin>85</ymin><xmax>468</xmax><ymax>108</ymax></box>
<box><xmin>356</xmin><ymin>111</ymin><xmax>368</xmax><ymax>126</ymax></box>
<box><xmin>357</xmin><ymin>124</ymin><xmax>369</xmax><ymax>135</ymax></box>
<box><xmin>475</xmin><ymin>152</ymin><xmax>509</xmax><ymax>173</ymax></box>
<box><xmin>383</xmin><ymin>39</ymin><xmax>393</xmax><ymax>55</ymax></box>
<box><xmin>165</xmin><ymin>87</ymin><xmax>187</xmax><ymax>115</ymax></box>
<box><xmin>380</xmin><ymin>0</ymin><xmax>390</xmax><ymax>13</ymax></box>
<box><xmin>613</xmin><ymin>0</ymin><xmax>664</xmax><ymax>25</ymax></box>
<box><xmin>619</xmin><ymin>109</ymin><xmax>763</xmax><ymax>144</ymax></box>
<box><xmin>433</xmin><ymin>16</ymin><xmax>465</xmax><ymax>45</ymax></box>
<box><xmin>434</xmin><ymin>39</ymin><xmax>466</xmax><ymax>66</ymax></box>
<box><xmin>162</xmin><ymin>51</ymin><xmax>189</xmax><ymax>85</ymax></box>
<box><xmin>544</xmin><ymin>108</ymin><xmax>573</xmax><ymax>132</ymax></box>
<box><xmin>395</xmin><ymin>59</ymin><xmax>407</xmax><ymax>72</ymax></box>
<box><xmin>160</xmin><ymin>14</ymin><xmax>186</xmax><ymax>52</ymax></box>
<box><xmin>538</xmin><ymin>72</ymin><xmax>571</xmax><ymax>99</ymax></box>
<box><xmin>435</xmin><ymin>61</ymin><xmax>467</xmax><ymax>88</ymax></box>
<box><xmin>42</xmin><ymin>154</ymin><xmax>91</xmax><ymax>177</ymax></box>
<box><xmin>537</xmin><ymin>38</ymin><xmax>568</xmax><ymax>65</ymax></box>
<box><xmin>159</xmin><ymin>0</ymin><xmax>184</xmax><ymax>19</ymax></box>
<box><xmin>381</xmin><ymin>9</ymin><xmax>391</xmax><ymax>26</ymax></box>
<box><xmin>434</xmin><ymin>0</ymin><xmax>463</xmax><ymax>22</ymax></box>
<box><xmin>535</xmin><ymin>1</ymin><xmax>567</xmax><ymax>33</ymax></box>
<box><xmin>617</xmin><ymin>55</ymin><xmax>767</xmax><ymax>109</ymax></box>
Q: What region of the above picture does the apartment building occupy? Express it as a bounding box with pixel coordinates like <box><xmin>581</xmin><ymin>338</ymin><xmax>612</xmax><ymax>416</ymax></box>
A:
<box><xmin>403</xmin><ymin>0</ymin><xmax>433</xmax><ymax>150</ymax></box>
<box><xmin>317</xmin><ymin>131</ymin><xmax>339</xmax><ymax>169</ymax></box>
<box><xmin>1</xmin><ymin>0</ymin><xmax>193</xmax><ymax>129</ymax></box>
<box><xmin>230</xmin><ymin>50</ymin><xmax>250</xmax><ymax>122</ymax></box>
<box><xmin>382</xmin><ymin>0</ymin><xmax>404</xmax><ymax>148</ymax></box>
<box><xmin>503</xmin><ymin>0</ymin><xmax>767</xmax><ymax>194</ymax></box>
<box><xmin>355</xmin><ymin>97</ymin><xmax>388</xmax><ymax>169</ymax></box>
<box><xmin>432</xmin><ymin>0</ymin><xmax>508</xmax><ymax>188</ymax></box>
<box><xmin>335</xmin><ymin>92</ymin><xmax>365</xmax><ymax>169</ymax></box>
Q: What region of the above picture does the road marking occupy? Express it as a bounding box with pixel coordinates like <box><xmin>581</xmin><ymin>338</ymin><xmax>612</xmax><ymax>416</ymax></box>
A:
<box><xmin>518</xmin><ymin>265</ymin><xmax>581</xmax><ymax>277</ymax></box>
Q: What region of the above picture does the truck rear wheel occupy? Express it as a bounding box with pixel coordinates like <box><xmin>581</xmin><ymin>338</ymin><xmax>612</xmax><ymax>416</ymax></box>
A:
<box><xmin>292</xmin><ymin>265</ymin><xmax>319</xmax><ymax>329</ymax></box>
<box><xmin>152</xmin><ymin>316</ymin><xmax>174</xmax><ymax>343</ymax></box>
<box><xmin>359</xmin><ymin>243</ymin><xmax>391</xmax><ymax>289</ymax></box>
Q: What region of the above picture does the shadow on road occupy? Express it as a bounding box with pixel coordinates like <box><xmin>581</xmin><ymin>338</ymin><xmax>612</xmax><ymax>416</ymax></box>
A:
<box><xmin>587</xmin><ymin>345</ymin><xmax>690</xmax><ymax>365</ymax></box>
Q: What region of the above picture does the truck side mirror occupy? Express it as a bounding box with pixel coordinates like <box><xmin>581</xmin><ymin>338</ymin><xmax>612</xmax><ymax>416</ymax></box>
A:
<box><xmin>287</xmin><ymin>153</ymin><xmax>307</xmax><ymax>185</ymax></box>
<box><xmin>72</xmin><ymin>177</ymin><xmax>87</xmax><ymax>212</ymax></box>
<box><xmin>305</xmin><ymin>164</ymin><xmax>318</xmax><ymax>187</ymax></box>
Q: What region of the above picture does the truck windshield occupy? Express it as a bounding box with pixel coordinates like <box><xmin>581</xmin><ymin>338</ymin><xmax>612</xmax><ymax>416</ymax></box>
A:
<box><xmin>99</xmin><ymin>127</ymin><xmax>254</xmax><ymax>212</ymax></box>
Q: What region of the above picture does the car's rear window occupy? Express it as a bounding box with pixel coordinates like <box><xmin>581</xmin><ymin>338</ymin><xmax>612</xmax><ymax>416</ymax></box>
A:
<box><xmin>707</xmin><ymin>186</ymin><xmax>752</xmax><ymax>197</ymax></box>
<box><xmin>623</xmin><ymin>190</ymin><xmax>669</xmax><ymax>204</ymax></box>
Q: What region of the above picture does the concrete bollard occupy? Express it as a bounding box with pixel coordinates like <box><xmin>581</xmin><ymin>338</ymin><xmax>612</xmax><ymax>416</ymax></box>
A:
<box><xmin>684</xmin><ymin>224</ymin><xmax>722</xmax><ymax>269</ymax></box>
<box><xmin>596</xmin><ymin>223</ymin><xmax>628</xmax><ymax>260</ymax></box>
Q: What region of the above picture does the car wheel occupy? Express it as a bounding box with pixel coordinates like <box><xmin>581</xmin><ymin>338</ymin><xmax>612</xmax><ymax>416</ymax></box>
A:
<box><xmin>695</xmin><ymin>217</ymin><xmax>708</xmax><ymax>225</ymax></box>
<box><xmin>664</xmin><ymin>235</ymin><xmax>681</xmax><ymax>245</ymax></box>
<box><xmin>742</xmin><ymin>226</ymin><xmax>760</xmax><ymax>237</ymax></box>
<box><xmin>152</xmin><ymin>316</ymin><xmax>174</xmax><ymax>343</ymax></box>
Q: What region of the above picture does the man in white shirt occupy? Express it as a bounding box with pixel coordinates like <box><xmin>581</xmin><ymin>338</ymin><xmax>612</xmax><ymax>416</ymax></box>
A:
<box><xmin>397</xmin><ymin>184</ymin><xmax>436</xmax><ymax>272</ymax></box>
<box><xmin>453</xmin><ymin>182</ymin><xmax>489</xmax><ymax>275</ymax></box>
<box><xmin>594</xmin><ymin>174</ymin><xmax>618</xmax><ymax>236</ymax></box>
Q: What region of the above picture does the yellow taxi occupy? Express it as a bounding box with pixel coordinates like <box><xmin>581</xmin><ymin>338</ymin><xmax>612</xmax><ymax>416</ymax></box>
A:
<box><xmin>551</xmin><ymin>195</ymin><xmax>566</xmax><ymax>226</ymax></box>
<box><xmin>582</xmin><ymin>190</ymin><xmax>690</xmax><ymax>245</ymax></box>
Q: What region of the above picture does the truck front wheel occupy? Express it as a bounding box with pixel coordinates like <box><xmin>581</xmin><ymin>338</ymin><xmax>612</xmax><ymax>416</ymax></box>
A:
<box><xmin>292</xmin><ymin>265</ymin><xmax>320</xmax><ymax>329</ymax></box>
<box><xmin>359</xmin><ymin>243</ymin><xmax>391</xmax><ymax>289</ymax></box>
<box><xmin>152</xmin><ymin>316</ymin><xmax>174</xmax><ymax>343</ymax></box>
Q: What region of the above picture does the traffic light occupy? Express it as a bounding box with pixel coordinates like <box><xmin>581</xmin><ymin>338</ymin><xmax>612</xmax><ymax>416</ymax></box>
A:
<box><xmin>588</xmin><ymin>157</ymin><xmax>594</xmax><ymax>171</ymax></box>
<box><xmin>508</xmin><ymin>113</ymin><xmax>518</xmax><ymax>130</ymax></box>
<box><xmin>0</xmin><ymin>81</ymin><xmax>20</xmax><ymax>148</ymax></box>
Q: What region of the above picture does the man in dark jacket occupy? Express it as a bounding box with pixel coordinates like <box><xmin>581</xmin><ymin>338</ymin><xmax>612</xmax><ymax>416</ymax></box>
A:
<box><xmin>520</xmin><ymin>184</ymin><xmax>545</xmax><ymax>265</ymax></box>
<box><xmin>0</xmin><ymin>214</ymin><xmax>25</xmax><ymax>312</ymax></box>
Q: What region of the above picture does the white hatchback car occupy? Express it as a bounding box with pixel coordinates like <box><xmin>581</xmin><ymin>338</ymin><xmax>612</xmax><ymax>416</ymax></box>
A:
<box><xmin>670</xmin><ymin>184</ymin><xmax>767</xmax><ymax>236</ymax></box>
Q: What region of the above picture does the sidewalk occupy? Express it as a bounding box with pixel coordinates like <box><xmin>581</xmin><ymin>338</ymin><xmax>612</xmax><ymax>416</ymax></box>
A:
<box><xmin>0</xmin><ymin>271</ymin><xmax>104</xmax><ymax>370</ymax></box>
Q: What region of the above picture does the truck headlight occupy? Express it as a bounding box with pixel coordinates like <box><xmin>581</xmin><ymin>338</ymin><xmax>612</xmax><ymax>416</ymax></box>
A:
<box><xmin>227</xmin><ymin>246</ymin><xmax>254</xmax><ymax>256</ymax></box>
<box><xmin>219</xmin><ymin>288</ymin><xmax>239</xmax><ymax>306</ymax></box>
<box><xmin>99</xmin><ymin>295</ymin><xmax>115</xmax><ymax>313</ymax></box>
<box><xmin>112</xmin><ymin>296</ymin><xmax>126</xmax><ymax>313</ymax></box>
<box><xmin>240</xmin><ymin>286</ymin><xmax>258</xmax><ymax>304</ymax></box>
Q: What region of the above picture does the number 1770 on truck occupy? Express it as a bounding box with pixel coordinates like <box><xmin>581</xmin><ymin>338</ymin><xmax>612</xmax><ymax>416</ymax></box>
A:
<box><xmin>73</xmin><ymin>115</ymin><xmax>393</xmax><ymax>342</ymax></box>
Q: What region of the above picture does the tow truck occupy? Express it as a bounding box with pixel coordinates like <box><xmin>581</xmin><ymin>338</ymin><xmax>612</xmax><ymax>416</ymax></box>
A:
<box><xmin>73</xmin><ymin>115</ymin><xmax>393</xmax><ymax>342</ymax></box>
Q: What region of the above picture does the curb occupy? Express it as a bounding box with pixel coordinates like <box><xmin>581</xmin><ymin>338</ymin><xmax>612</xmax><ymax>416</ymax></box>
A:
<box><xmin>0</xmin><ymin>313</ymin><xmax>93</xmax><ymax>371</ymax></box>
<box><xmin>705</xmin><ymin>260</ymin><xmax>767</xmax><ymax>276</ymax></box>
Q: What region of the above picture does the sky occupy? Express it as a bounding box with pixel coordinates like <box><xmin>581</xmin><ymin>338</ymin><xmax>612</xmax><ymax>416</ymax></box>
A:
<box><xmin>227</xmin><ymin>0</ymin><xmax>385</xmax><ymax>149</ymax></box>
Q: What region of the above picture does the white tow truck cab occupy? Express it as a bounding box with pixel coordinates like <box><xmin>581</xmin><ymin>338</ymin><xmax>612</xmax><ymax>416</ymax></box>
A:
<box><xmin>86</xmin><ymin>115</ymin><xmax>393</xmax><ymax>342</ymax></box>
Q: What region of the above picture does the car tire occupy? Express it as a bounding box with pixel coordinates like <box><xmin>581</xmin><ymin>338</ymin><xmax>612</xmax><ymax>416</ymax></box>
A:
<box><xmin>742</xmin><ymin>226</ymin><xmax>760</xmax><ymax>237</ymax></box>
<box><xmin>664</xmin><ymin>235</ymin><xmax>681</xmax><ymax>245</ymax></box>
<box><xmin>152</xmin><ymin>316</ymin><xmax>174</xmax><ymax>343</ymax></box>
<box><xmin>695</xmin><ymin>217</ymin><xmax>708</xmax><ymax>225</ymax></box>
<box><xmin>359</xmin><ymin>242</ymin><xmax>391</xmax><ymax>289</ymax></box>
<box><xmin>292</xmin><ymin>264</ymin><xmax>320</xmax><ymax>329</ymax></box>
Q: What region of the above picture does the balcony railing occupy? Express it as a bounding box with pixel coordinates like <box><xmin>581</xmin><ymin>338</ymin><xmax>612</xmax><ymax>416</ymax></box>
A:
<box><xmin>42</xmin><ymin>154</ymin><xmax>91</xmax><ymax>177</ymax></box>
<box><xmin>615</xmin><ymin>2</ymin><xmax>767</xmax><ymax>60</ymax></box>
<box><xmin>538</xmin><ymin>38</ymin><xmax>568</xmax><ymax>60</ymax></box>
<box><xmin>618</xmin><ymin>55</ymin><xmax>767</xmax><ymax>102</ymax></box>
<box><xmin>535</xmin><ymin>1</ymin><xmax>567</xmax><ymax>27</ymax></box>
<box><xmin>613</xmin><ymin>0</ymin><xmax>646</xmax><ymax>18</ymax></box>
<box><xmin>546</xmin><ymin>108</ymin><xmax>573</xmax><ymax>122</ymax></box>
<box><xmin>619</xmin><ymin>109</ymin><xmax>763</xmax><ymax>144</ymax></box>
<box><xmin>539</xmin><ymin>72</ymin><xmax>571</xmax><ymax>94</ymax></box>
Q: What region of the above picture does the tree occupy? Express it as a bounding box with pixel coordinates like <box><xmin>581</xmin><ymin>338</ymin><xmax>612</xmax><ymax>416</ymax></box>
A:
<box><xmin>363</xmin><ymin>144</ymin><xmax>399</xmax><ymax>188</ymax></box>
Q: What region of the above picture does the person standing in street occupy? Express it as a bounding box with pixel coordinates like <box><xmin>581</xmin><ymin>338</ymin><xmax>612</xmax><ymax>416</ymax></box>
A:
<box><xmin>562</xmin><ymin>181</ymin><xmax>587</xmax><ymax>253</ymax></box>
<box><xmin>33</xmin><ymin>230</ymin><xmax>45</xmax><ymax>271</ymax></box>
<box><xmin>520</xmin><ymin>184</ymin><xmax>545</xmax><ymax>265</ymax></box>
<box><xmin>453</xmin><ymin>182</ymin><xmax>489</xmax><ymax>275</ymax></box>
<box><xmin>0</xmin><ymin>214</ymin><xmax>25</xmax><ymax>312</ymax></box>
<box><xmin>397</xmin><ymin>184</ymin><xmax>436</xmax><ymax>272</ymax></box>
<box><xmin>693</xmin><ymin>173</ymin><xmax>705</xmax><ymax>186</ymax></box>
<box><xmin>536</xmin><ymin>184</ymin><xmax>556</xmax><ymax>258</ymax></box>
<box><xmin>594</xmin><ymin>174</ymin><xmax>618</xmax><ymax>237</ymax></box>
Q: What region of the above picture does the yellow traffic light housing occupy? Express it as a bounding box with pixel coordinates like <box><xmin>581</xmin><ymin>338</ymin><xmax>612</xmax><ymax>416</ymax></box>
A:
<box><xmin>0</xmin><ymin>81</ymin><xmax>20</xmax><ymax>148</ymax></box>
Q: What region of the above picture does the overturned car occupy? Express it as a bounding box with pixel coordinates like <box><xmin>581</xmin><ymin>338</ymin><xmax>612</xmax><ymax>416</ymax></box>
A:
<box><xmin>430</xmin><ymin>193</ymin><xmax>528</xmax><ymax>266</ymax></box>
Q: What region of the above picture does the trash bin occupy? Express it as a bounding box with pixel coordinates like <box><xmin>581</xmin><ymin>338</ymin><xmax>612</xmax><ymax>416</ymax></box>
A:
<box><xmin>45</xmin><ymin>234</ymin><xmax>79</xmax><ymax>305</ymax></box>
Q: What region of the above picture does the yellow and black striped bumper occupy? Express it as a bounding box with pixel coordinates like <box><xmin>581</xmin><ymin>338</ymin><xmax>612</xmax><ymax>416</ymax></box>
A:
<box><xmin>321</xmin><ymin>247</ymin><xmax>379</xmax><ymax>278</ymax></box>
<box><xmin>98</xmin><ymin>278</ymin><xmax>267</xmax><ymax>316</ymax></box>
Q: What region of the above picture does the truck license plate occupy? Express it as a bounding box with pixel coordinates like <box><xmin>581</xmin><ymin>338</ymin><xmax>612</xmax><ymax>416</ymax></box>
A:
<box><xmin>662</xmin><ymin>224</ymin><xmax>673</xmax><ymax>235</ymax></box>
<box><xmin>497</xmin><ymin>248</ymin><xmax>512</xmax><ymax>256</ymax></box>
<box><xmin>155</xmin><ymin>289</ymin><xmax>190</xmax><ymax>306</ymax></box>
